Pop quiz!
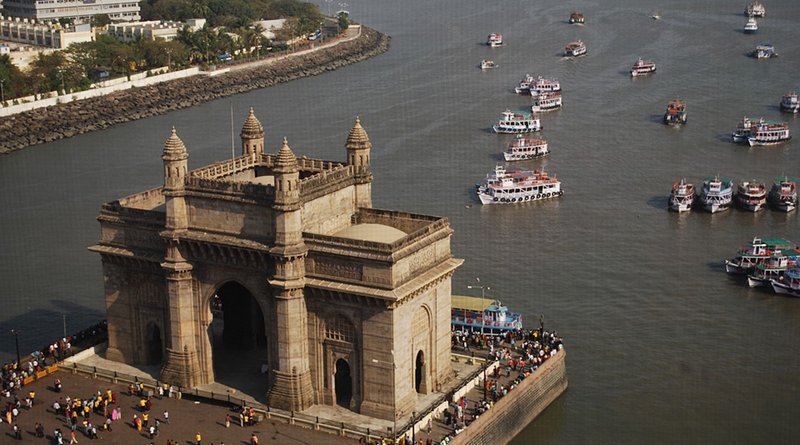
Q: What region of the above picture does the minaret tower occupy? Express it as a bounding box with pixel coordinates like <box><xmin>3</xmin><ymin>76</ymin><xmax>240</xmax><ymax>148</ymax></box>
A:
<box><xmin>346</xmin><ymin>117</ymin><xmax>373</xmax><ymax>208</ymax></box>
<box><xmin>159</xmin><ymin>128</ymin><xmax>202</xmax><ymax>387</ymax></box>
<box><xmin>267</xmin><ymin>137</ymin><xmax>314</xmax><ymax>410</ymax></box>
<box><xmin>240</xmin><ymin>107</ymin><xmax>265</xmax><ymax>158</ymax></box>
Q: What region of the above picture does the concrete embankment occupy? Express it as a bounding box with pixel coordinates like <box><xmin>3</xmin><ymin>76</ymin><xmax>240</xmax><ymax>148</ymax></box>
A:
<box><xmin>0</xmin><ymin>27</ymin><xmax>390</xmax><ymax>154</ymax></box>
<box><xmin>450</xmin><ymin>350</ymin><xmax>568</xmax><ymax>445</ymax></box>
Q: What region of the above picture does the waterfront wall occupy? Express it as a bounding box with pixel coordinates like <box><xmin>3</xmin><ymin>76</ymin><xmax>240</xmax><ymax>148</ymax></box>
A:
<box><xmin>449</xmin><ymin>350</ymin><xmax>568</xmax><ymax>445</ymax></box>
<box><xmin>0</xmin><ymin>26</ymin><xmax>390</xmax><ymax>154</ymax></box>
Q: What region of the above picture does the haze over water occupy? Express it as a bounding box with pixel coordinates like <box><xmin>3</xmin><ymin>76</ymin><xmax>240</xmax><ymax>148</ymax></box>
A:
<box><xmin>2</xmin><ymin>0</ymin><xmax>800</xmax><ymax>442</ymax></box>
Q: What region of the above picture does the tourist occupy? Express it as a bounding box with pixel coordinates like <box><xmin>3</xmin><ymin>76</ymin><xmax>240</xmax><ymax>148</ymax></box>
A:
<box><xmin>250</xmin><ymin>433</ymin><xmax>259</xmax><ymax>445</ymax></box>
<box><xmin>195</xmin><ymin>431</ymin><xmax>202</xmax><ymax>445</ymax></box>
<box><xmin>69</xmin><ymin>429</ymin><xmax>78</xmax><ymax>444</ymax></box>
<box><xmin>13</xmin><ymin>423</ymin><xmax>21</xmax><ymax>440</ymax></box>
<box><xmin>225</xmin><ymin>414</ymin><xmax>231</xmax><ymax>428</ymax></box>
<box><xmin>163</xmin><ymin>410</ymin><xmax>169</xmax><ymax>424</ymax></box>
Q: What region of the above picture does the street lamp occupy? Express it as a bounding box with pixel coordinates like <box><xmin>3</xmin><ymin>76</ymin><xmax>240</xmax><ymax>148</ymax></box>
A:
<box><xmin>10</xmin><ymin>329</ymin><xmax>20</xmax><ymax>366</ymax></box>
<box><xmin>1</xmin><ymin>78</ymin><xmax>6</xmax><ymax>103</ymax></box>
<box><xmin>57</xmin><ymin>69</ymin><xmax>65</xmax><ymax>95</ymax></box>
<box><xmin>467</xmin><ymin>279</ymin><xmax>490</xmax><ymax>334</ymax></box>
<box><xmin>165</xmin><ymin>48</ymin><xmax>172</xmax><ymax>70</ymax></box>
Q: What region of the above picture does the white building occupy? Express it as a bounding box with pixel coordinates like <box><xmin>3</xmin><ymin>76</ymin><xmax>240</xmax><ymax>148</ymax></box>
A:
<box><xmin>0</xmin><ymin>16</ymin><xmax>94</xmax><ymax>49</ymax></box>
<box><xmin>2</xmin><ymin>0</ymin><xmax>140</xmax><ymax>23</ymax></box>
<box><xmin>106</xmin><ymin>19</ymin><xmax>205</xmax><ymax>43</ymax></box>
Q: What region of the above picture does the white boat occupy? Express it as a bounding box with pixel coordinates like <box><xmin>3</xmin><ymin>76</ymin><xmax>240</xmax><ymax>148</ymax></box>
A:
<box><xmin>771</xmin><ymin>268</ymin><xmax>800</xmax><ymax>297</ymax></box>
<box><xmin>492</xmin><ymin>109</ymin><xmax>542</xmax><ymax>134</ymax></box>
<box><xmin>767</xmin><ymin>177</ymin><xmax>798</xmax><ymax>212</ymax></box>
<box><xmin>745</xmin><ymin>1</ymin><xmax>765</xmax><ymax>17</ymax></box>
<box><xmin>487</xmin><ymin>33</ymin><xmax>504</xmax><ymax>47</ymax></box>
<box><xmin>569</xmin><ymin>11</ymin><xmax>585</xmax><ymax>24</ymax></box>
<box><xmin>668</xmin><ymin>179</ymin><xmax>695</xmax><ymax>212</ymax></box>
<box><xmin>697</xmin><ymin>176</ymin><xmax>733</xmax><ymax>213</ymax></box>
<box><xmin>780</xmin><ymin>92</ymin><xmax>799</xmax><ymax>114</ymax></box>
<box><xmin>514</xmin><ymin>74</ymin><xmax>535</xmax><ymax>94</ymax></box>
<box><xmin>476</xmin><ymin>165</ymin><xmax>562</xmax><ymax>205</ymax></box>
<box><xmin>630</xmin><ymin>58</ymin><xmax>656</xmax><ymax>77</ymax></box>
<box><xmin>735</xmin><ymin>180</ymin><xmax>767</xmax><ymax>212</ymax></box>
<box><xmin>531</xmin><ymin>92</ymin><xmax>562</xmax><ymax>112</ymax></box>
<box><xmin>752</xmin><ymin>44</ymin><xmax>777</xmax><ymax>59</ymax></box>
<box><xmin>651</xmin><ymin>12</ymin><xmax>661</xmax><ymax>20</ymax></box>
<box><xmin>480</xmin><ymin>59</ymin><xmax>498</xmax><ymax>69</ymax></box>
<box><xmin>564</xmin><ymin>40</ymin><xmax>587</xmax><ymax>57</ymax></box>
<box><xmin>732</xmin><ymin>116</ymin><xmax>754</xmax><ymax>143</ymax></box>
<box><xmin>744</xmin><ymin>16</ymin><xmax>758</xmax><ymax>33</ymax></box>
<box><xmin>503</xmin><ymin>135</ymin><xmax>549</xmax><ymax>161</ymax></box>
<box><xmin>528</xmin><ymin>76</ymin><xmax>561</xmax><ymax>94</ymax></box>
<box><xmin>747</xmin><ymin>120</ymin><xmax>791</xmax><ymax>146</ymax></box>
<box><xmin>725</xmin><ymin>237</ymin><xmax>794</xmax><ymax>275</ymax></box>
<box><xmin>748</xmin><ymin>252</ymin><xmax>798</xmax><ymax>287</ymax></box>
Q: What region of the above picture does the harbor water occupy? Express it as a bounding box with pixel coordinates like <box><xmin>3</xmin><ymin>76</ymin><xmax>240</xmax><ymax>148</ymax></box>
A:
<box><xmin>2</xmin><ymin>0</ymin><xmax>800</xmax><ymax>442</ymax></box>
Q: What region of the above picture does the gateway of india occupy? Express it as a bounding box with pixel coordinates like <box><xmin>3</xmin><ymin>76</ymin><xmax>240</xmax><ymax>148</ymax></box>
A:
<box><xmin>89</xmin><ymin>109</ymin><xmax>464</xmax><ymax>421</ymax></box>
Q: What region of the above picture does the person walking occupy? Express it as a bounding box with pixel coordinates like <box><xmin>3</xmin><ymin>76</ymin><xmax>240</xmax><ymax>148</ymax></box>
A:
<box><xmin>163</xmin><ymin>410</ymin><xmax>169</xmax><ymax>424</ymax></box>
<box><xmin>69</xmin><ymin>429</ymin><xmax>78</xmax><ymax>444</ymax></box>
<box><xmin>250</xmin><ymin>433</ymin><xmax>259</xmax><ymax>445</ymax></box>
<box><xmin>13</xmin><ymin>423</ymin><xmax>21</xmax><ymax>440</ymax></box>
<box><xmin>195</xmin><ymin>432</ymin><xmax>202</xmax><ymax>445</ymax></box>
<box><xmin>225</xmin><ymin>414</ymin><xmax>230</xmax><ymax>428</ymax></box>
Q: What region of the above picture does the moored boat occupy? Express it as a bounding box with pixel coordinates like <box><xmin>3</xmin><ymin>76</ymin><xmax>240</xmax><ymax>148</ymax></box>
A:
<box><xmin>735</xmin><ymin>180</ymin><xmax>767</xmax><ymax>212</ymax></box>
<box><xmin>745</xmin><ymin>1</ymin><xmax>765</xmax><ymax>17</ymax></box>
<box><xmin>663</xmin><ymin>99</ymin><xmax>687</xmax><ymax>125</ymax></box>
<box><xmin>698</xmin><ymin>176</ymin><xmax>733</xmax><ymax>213</ymax></box>
<box><xmin>451</xmin><ymin>295</ymin><xmax>523</xmax><ymax>334</ymax></box>
<box><xmin>480</xmin><ymin>59</ymin><xmax>498</xmax><ymax>69</ymax></box>
<box><xmin>514</xmin><ymin>74</ymin><xmax>535</xmax><ymax>94</ymax></box>
<box><xmin>529</xmin><ymin>76</ymin><xmax>562</xmax><ymax>94</ymax></box>
<box><xmin>752</xmin><ymin>44</ymin><xmax>777</xmax><ymax>59</ymax></box>
<box><xmin>725</xmin><ymin>237</ymin><xmax>794</xmax><ymax>274</ymax></box>
<box><xmin>564</xmin><ymin>40</ymin><xmax>587</xmax><ymax>57</ymax></box>
<box><xmin>744</xmin><ymin>16</ymin><xmax>758</xmax><ymax>33</ymax></box>
<box><xmin>569</xmin><ymin>11</ymin><xmax>585</xmax><ymax>24</ymax></box>
<box><xmin>771</xmin><ymin>268</ymin><xmax>800</xmax><ymax>297</ymax></box>
<box><xmin>747</xmin><ymin>251</ymin><xmax>799</xmax><ymax>287</ymax></box>
<box><xmin>780</xmin><ymin>92</ymin><xmax>799</xmax><ymax>114</ymax></box>
<box><xmin>668</xmin><ymin>178</ymin><xmax>695</xmax><ymax>212</ymax></box>
<box><xmin>747</xmin><ymin>120</ymin><xmax>791</xmax><ymax>146</ymax></box>
<box><xmin>492</xmin><ymin>109</ymin><xmax>542</xmax><ymax>134</ymax></box>
<box><xmin>732</xmin><ymin>116</ymin><xmax>754</xmax><ymax>142</ymax></box>
<box><xmin>630</xmin><ymin>58</ymin><xmax>656</xmax><ymax>77</ymax></box>
<box><xmin>503</xmin><ymin>135</ymin><xmax>549</xmax><ymax>161</ymax></box>
<box><xmin>767</xmin><ymin>176</ymin><xmax>797</xmax><ymax>212</ymax></box>
<box><xmin>487</xmin><ymin>33</ymin><xmax>504</xmax><ymax>47</ymax></box>
<box><xmin>476</xmin><ymin>165</ymin><xmax>562</xmax><ymax>205</ymax></box>
<box><xmin>531</xmin><ymin>92</ymin><xmax>563</xmax><ymax>112</ymax></box>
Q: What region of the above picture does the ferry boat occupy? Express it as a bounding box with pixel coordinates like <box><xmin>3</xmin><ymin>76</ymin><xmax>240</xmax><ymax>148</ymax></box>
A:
<box><xmin>480</xmin><ymin>59</ymin><xmax>498</xmax><ymax>69</ymax></box>
<box><xmin>492</xmin><ymin>109</ymin><xmax>542</xmax><ymax>134</ymax></box>
<box><xmin>564</xmin><ymin>40</ymin><xmax>587</xmax><ymax>57</ymax></box>
<box><xmin>745</xmin><ymin>1</ymin><xmax>765</xmax><ymax>17</ymax></box>
<box><xmin>514</xmin><ymin>74</ymin><xmax>535</xmax><ymax>94</ymax></box>
<box><xmin>451</xmin><ymin>295</ymin><xmax>523</xmax><ymax>334</ymax></box>
<box><xmin>748</xmin><ymin>120</ymin><xmax>791</xmax><ymax>146</ymax></box>
<box><xmin>735</xmin><ymin>180</ymin><xmax>768</xmax><ymax>212</ymax></box>
<box><xmin>487</xmin><ymin>33</ymin><xmax>504</xmax><ymax>47</ymax></box>
<box><xmin>531</xmin><ymin>92</ymin><xmax>563</xmax><ymax>112</ymax></box>
<box><xmin>569</xmin><ymin>11</ymin><xmax>585</xmax><ymax>24</ymax></box>
<box><xmin>780</xmin><ymin>92</ymin><xmax>799</xmax><ymax>114</ymax></box>
<box><xmin>503</xmin><ymin>135</ymin><xmax>549</xmax><ymax>161</ymax></box>
<box><xmin>771</xmin><ymin>268</ymin><xmax>800</xmax><ymax>297</ymax></box>
<box><xmin>744</xmin><ymin>16</ymin><xmax>758</xmax><ymax>33</ymax></box>
<box><xmin>668</xmin><ymin>178</ymin><xmax>695</xmax><ymax>212</ymax></box>
<box><xmin>767</xmin><ymin>176</ymin><xmax>797</xmax><ymax>212</ymax></box>
<box><xmin>476</xmin><ymin>165</ymin><xmax>562</xmax><ymax>205</ymax></box>
<box><xmin>732</xmin><ymin>116</ymin><xmax>755</xmax><ymax>142</ymax></box>
<box><xmin>663</xmin><ymin>99</ymin><xmax>687</xmax><ymax>125</ymax></box>
<box><xmin>697</xmin><ymin>176</ymin><xmax>733</xmax><ymax>213</ymax></box>
<box><xmin>630</xmin><ymin>58</ymin><xmax>656</xmax><ymax>77</ymax></box>
<box><xmin>529</xmin><ymin>76</ymin><xmax>562</xmax><ymax>94</ymax></box>
<box><xmin>752</xmin><ymin>44</ymin><xmax>777</xmax><ymax>59</ymax></box>
<box><xmin>725</xmin><ymin>237</ymin><xmax>794</xmax><ymax>275</ymax></box>
<box><xmin>747</xmin><ymin>252</ymin><xmax>799</xmax><ymax>287</ymax></box>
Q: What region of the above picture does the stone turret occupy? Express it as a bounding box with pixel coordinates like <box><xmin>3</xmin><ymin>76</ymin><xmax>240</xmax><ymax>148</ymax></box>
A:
<box><xmin>346</xmin><ymin>117</ymin><xmax>373</xmax><ymax>208</ymax></box>
<box><xmin>240</xmin><ymin>107</ymin><xmax>264</xmax><ymax>158</ymax></box>
<box><xmin>161</xmin><ymin>127</ymin><xmax>188</xmax><ymax>231</ymax></box>
<box><xmin>273</xmin><ymin>137</ymin><xmax>300</xmax><ymax>212</ymax></box>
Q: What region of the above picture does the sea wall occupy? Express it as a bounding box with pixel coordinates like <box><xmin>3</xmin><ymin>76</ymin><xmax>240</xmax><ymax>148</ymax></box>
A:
<box><xmin>449</xmin><ymin>350</ymin><xmax>568</xmax><ymax>445</ymax></box>
<box><xmin>0</xmin><ymin>27</ymin><xmax>390</xmax><ymax>154</ymax></box>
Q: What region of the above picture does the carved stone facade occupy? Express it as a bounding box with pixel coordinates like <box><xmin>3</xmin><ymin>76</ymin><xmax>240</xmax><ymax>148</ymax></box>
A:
<box><xmin>90</xmin><ymin>110</ymin><xmax>463</xmax><ymax>421</ymax></box>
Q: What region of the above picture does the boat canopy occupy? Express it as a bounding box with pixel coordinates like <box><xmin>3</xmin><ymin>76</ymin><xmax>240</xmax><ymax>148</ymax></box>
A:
<box><xmin>452</xmin><ymin>295</ymin><xmax>493</xmax><ymax>312</ymax></box>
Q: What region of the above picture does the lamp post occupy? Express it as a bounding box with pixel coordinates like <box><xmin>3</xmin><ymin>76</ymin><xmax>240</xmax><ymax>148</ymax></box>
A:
<box><xmin>10</xmin><ymin>329</ymin><xmax>20</xmax><ymax>366</ymax></box>
<box><xmin>467</xmin><ymin>279</ymin><xmax>489</xmax><ymax>335</ymax></box>
<box><xmin>165</xmin><ymin>48</ymin><xmax>172</xmax><ymax>70</ymax></box>
<box><xmin>57</xmin><ymin>69</ymin><xmax>65</xmax><ymax>95</ymax></box>
<box><xmin>0</xmin><ymin>78</ymin><xmax>5</xmax><ymax>103</ymax></box>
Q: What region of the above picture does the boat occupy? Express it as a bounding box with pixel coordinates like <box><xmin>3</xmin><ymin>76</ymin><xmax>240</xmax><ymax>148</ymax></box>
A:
<box><xmin>767</xmin><ymin>176</ymin><xmax>798</xmax><ymax>212</ymax></box>
<box><xmin>752</xmin><ymin>44</ymin><xmax>777</xmax><ymax>59</ymax></box>
<box><xmin>531</xmin><ymin>92</ymin><xmax>563</xmax><ymax>112</ymax></box>
<box><xmin>745</xmin><ymin>1</ymin><xmax>765</xmax><ymax>17</ymax></box>
<box><xmin>668</xmin><ymin>178</ymin><xmax>695</xmax><ymax>212</ymax></box>
<box><xmin>487</xmin><ymin>33</ymin><xmax>504</xmax><ymax>47</ymax></box>
<box><xmin>747</xmin><ymin>120</ymin><xmax>791</xmax><ymax>146</ymax></box>
<box><xmin>663</xmin><ymin>99</ymin><xmax>687</xmax><ymax>125</ymax></box>
<box><xmin>476</xmin><ymin>165</ymin><xmax>562</xmax><ymax>205</ymax></box>
<box><xmin>564</xmin><ymin>40</ymin><xmax>587</xmax><ymax>57</ymax></box>
<box><xmin>747</xmin><ymin>251</ymin><xmax>799</xmax><ymax>287</ymax></box>
<box><xmin>771</xmin><ymin>268</ymin><xmax>800</xmax><ymax>297</ymax></box>
<box><xmin>451</xmin><ymin>295</ymin><xmax>523</xmax><ymax>334</ymax></box>
<box><xmin>480</xmin><ymin>59</ymin><xmax>498</xmax><ymax>69</ymax></box>
<box><xmin>630</xmin><ymin>58</ymin><xmax>656</xmax><ymax>77</ymax></box>
<box><xmin>744</xmin><ymin>16</ymin><xmax>758</xmax><ymax>33</ymax></box>
<box><xmin>492</xmin><ymin>109</ymin><xmax>542</xmax><ymax>134</ymax></box>
<box><xmin>503</xmin><ymin>135</ymin><xmax>549</xmax><ymax>161</ymax></box>
<box><xmin>732</xmin><ymin>116</ymin><xmax>755</xmax><ymax>142</ymax></box>
<box><xmin>697</xmin><ymin>176</ymin><xmax>733</xmax><ymax>213</ymax></box>
<box><xmin>780</xmin><ymin>92</ymin><xmax>799</xmax><ymax>114</ymax></box>
<box><xmin>529</xmin><ymin>76</ymin><xmax>562</xmax><ymax>94</ymax></box>
<box><xmin>651</xmin><ymin>12</ymin><xmax>661</xmax><ymax>20</ymax></box>
<box><xmin>514</xmin><ymin>74</ymin><xmax>535</xmax><ymax>94</ymax></box>
<box><xmin>569</xmin><ymin>11</ymin><xmax>585</xmax><ymax>24</ymax></box>
<box><xmin>735</xmin><ymin>180</ymin><xmax>768</xmax><ymax>212</ymax></box>
<box><xmin>725</xmin><ymin>237</ymin><xmax>794</xmax><ymax>274</ymax></box>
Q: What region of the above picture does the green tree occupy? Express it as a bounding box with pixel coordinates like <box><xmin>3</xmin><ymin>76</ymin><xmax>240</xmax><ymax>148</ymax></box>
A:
<box><xmin>0</xmin><ymin>54</ymin><xmax>29</xmax><ymax>101</ymax></box>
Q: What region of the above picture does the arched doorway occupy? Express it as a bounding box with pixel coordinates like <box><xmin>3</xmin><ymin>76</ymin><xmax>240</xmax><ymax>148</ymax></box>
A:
<box><xmin>415</xmin><ymin>351</ymin><xmax>425</xmax><ymax>393</ymax></box>
<box><xmin>209</xmin><ymin>282</ymin><xmax>268</xmax><ymax>402</ymax></box>
<box><xmin>335</xmin><ymin>359</ymin><xmax>352</xmax><ymax>408</ymax></box>
<box><xmin>145</xmin><ymin>322</ymin><xmax>163</xmax><ymax>365</ymax></box>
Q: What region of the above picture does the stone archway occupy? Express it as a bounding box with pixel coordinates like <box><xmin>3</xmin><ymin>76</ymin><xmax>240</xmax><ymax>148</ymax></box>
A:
<box><xmin>145</xmin><ymin>322</ymin><xmax>163</xmax><ymax>365</ymax></box>
<box><xmin>415</xmin><ymin>350</ymin><xmax>425</xmax><ymax>393</ymax></box>
<box><xmin>335</xmin><ymin>358</ymin><xmax>352</xmax><ymax>408</ymax></box>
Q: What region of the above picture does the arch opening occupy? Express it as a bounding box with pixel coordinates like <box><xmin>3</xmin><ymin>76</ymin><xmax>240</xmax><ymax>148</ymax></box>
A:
<box><xmin>145</xmin><ymin>322</ymin><xmax>163</xmax><ymax>365</ymax></box>
<box><xmin>335</xmin><ymin>358</ymin><xmax>352</xmax><ymax>408</ymax></box>
<box><xmin>415</xmin><ymin>350</ymin><xmax>425</xmax><ymax>393</ymax></box>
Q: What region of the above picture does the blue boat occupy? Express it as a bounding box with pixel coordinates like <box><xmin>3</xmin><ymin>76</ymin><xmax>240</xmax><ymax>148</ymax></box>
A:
<box><xmin>451</xmin><ymin>295</ymin><xmax>523</xmax><ymax>334</ymax></box>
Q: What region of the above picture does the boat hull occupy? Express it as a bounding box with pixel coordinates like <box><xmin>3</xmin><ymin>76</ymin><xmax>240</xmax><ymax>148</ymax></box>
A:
<box><xmin>493</xmin><ymin>123</ymin><xmax>542</xmax><ymax>134</ymax></box>
<box><xmin>478</xmin><ymin>190</ymin><xmax>563</xmax><ymax>205</ymax></box>
<box><xmin>771</xmin><ymin>280</ymin><xmax>800</xmax><ymax>297</ymax></box>
<box><xmin>503</xmin><ymin>151</ymin><xmax>549</xmax><ymax>162</ymax></box>
<box><xmin>748</xmin><ymin>135</ymin><xmax>791</xmax><ymax>146</ymax></box>
<box><xmin>725</xmin><ymin>260</ymin><xmax>749</xmax><ymax>275</ymax></box>
<box><xmin>747</xmin><ymin>275</ymin><xmax>770</xmax><ymax>287</ymax></box>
